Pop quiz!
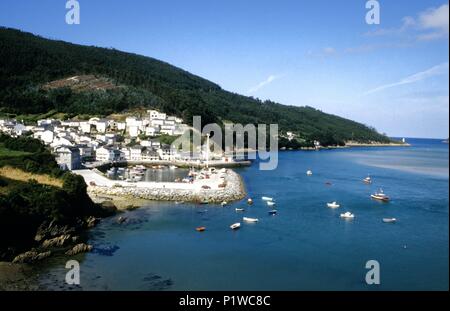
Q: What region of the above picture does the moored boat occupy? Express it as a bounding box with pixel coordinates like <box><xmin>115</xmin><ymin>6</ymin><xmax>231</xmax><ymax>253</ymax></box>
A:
<box><xmin>327</xmin><ymin>202</ymin><xmax>340</xmax><ymax>208</ymax></box>
<box><xmin>243</xmin><ymin>217</ymin><xmax>259</xmax><ymax>223</ymax></box>
<box><xmin>306</xmin><ymin>170</ymin><xmax>313</xmax><ymax>176</ymax></box>
<box><xmin>363</xmin><ymin>175</ymin><xmax>372</xmax><ymax>184</ymax></box>
<box><xmin>371</xmin><ymin>189</ymin><xmax>390</xmax><ymax>202</ymax></box>
<box><xmin>267</xmin><ymin>201</ymin><xmax>276</xmax><ymax>207</ymax></box>
<box><xmin>383</xmin><ymin>218</ymin><xmax>397</xmax><ymax>223</ymax></box>
<box><xmin>340</xmin><ymin>212</ymin><xmax>355</xmax><ymax>219</ymax></box>
<box><xmin>247</xmin><ymin>198</ymin><xmax>253</xmax><ymax>205</ymax></box>
<box><xmin>268</xmin><ymin>210</ymin><xmax>277</xmax><ymax>215</ymax></box>
<box><xmin>230</xmin><ymin>223</ymin><xmax>241</xmax><ymax>230</ymax></box>
<box><xmin>235</xmin><ymin>208</ymin><xmax>245</xmax><ymax>212</ymax></box>
<box><xmin>262</xmin><ymin>196</ymin><xmax>273</xmax><ymax>201</ymax></box>
<box><xmin>196</xmin><ymin>227</ymin><xmax>206</xmax><ymax>232</ymax></box>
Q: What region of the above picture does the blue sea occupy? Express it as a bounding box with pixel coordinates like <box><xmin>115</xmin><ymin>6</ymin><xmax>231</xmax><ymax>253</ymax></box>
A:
<box><xmin>39</xmin><ymin>138</ymin><xmax>449</xmax><ymax>291</ymax></box>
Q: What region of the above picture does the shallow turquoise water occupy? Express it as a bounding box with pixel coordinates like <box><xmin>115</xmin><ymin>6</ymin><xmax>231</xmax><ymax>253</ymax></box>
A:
<box><xmin>40</xmin><ymin>139</ymin><xmax>449</xmax><ymax>290</ymax></box>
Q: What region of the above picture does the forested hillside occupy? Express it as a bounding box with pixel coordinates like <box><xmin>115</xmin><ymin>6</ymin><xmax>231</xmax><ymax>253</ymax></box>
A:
<box><xmin>0</xmin><ymin>27</ymin><xmax>390</xmax><ymax>145</ymax></box>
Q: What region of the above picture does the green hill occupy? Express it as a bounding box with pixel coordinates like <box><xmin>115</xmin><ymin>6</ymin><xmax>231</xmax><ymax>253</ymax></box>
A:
<box><xmin>0</xmin><ymin>27</ymin><xmax>391</xmax><ymax>146</ymax></box>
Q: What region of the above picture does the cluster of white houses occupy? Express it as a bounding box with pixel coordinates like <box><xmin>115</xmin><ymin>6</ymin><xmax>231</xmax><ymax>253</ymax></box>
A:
<box><xmin>0</xmin><ymin>110</ymin><xmax>190</xmax><ymax>171</ymax></box>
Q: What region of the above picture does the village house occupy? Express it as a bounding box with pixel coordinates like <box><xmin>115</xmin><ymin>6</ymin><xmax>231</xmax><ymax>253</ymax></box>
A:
<box><xmin>55</xmin><ymin>146</ymin><xmax>81</xmax><ymax>171</ymax></box>
<box><xmin>142</xmin><ymin>148</ymin><xmax>160</xmax><ymax>161</ymax></box>
<box><xmin>129</xmin><ymin>146</ymin><xmax>144</xmax><ymax>161</ymax></box>
<box><xmin>95</xmin><ymin>146</ymin><xmax>116</xmax><ymax>162</ymax></box>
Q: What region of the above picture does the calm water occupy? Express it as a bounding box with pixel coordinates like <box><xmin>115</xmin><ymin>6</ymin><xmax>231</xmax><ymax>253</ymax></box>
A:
<box><xmin>39</xmin><ymin>138</ymin><xmax>449</xmax><ymax>290</ymax></box>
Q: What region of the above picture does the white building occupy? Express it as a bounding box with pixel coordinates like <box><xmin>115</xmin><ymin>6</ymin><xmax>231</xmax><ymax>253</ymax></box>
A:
<box><xmin>95</xmin><ymin>146</ymin><xmax>115</xmax><ymax>162</ymax></box>
<box><xmin>142</xmin><ymin>148</ymin><xmax>160</xmax><ymax>161</ymax></box>
<box><xmin>33</xmin><ymin>130</ymin><xmax>53</xmax><ymax>144</ymax></box>
<box><xmin>129</xmin><ymin>146</ymin><xmax>144</xmax><ymax>161</ymax></box>
<box><xmin>55</xmin><ymin>146</ymin><xmax>81</xmax><ymax>171</ymax></box>
<box><xmin>145</xmin><ymin>126</ymin><xmax>159</xmax><ymax>136</ymax></box>
<box><xmin>80</xmin><ymin>122</ymin><xmax>91</xmax><ymax>134</ymax></box>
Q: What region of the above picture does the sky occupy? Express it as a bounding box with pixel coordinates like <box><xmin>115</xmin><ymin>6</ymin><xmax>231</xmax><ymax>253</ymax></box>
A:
<box><xmin>0</xmin><ymin>0</ymin><xmax>448</xmax><ymax>138</ymax></box>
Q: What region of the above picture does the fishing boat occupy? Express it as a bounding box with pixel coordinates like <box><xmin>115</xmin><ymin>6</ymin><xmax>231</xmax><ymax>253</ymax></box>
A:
<box><xmin>267</xmin><ymin>201</ymin><xmax>276</xmax><ymax>207</ymax></box>
<box><xmin>327</xmin><ymin>202</ymin><xmax>340</xmax><ymax>208</ymax></box>
<box><xmin>243</xmin><ymin>217</ymin><xmax>259</xmax><ymax>223</ymax></box>
<box><xmin>363</xmin><ymin>175</ymin><xmax>372</xmax><ymax>184</ymax></box>
<box><xmin>371</xmin><ymin>189</ymin><xmax>390</xmax><ymax>202</ymax></box>
<box><xmin>268</xmin><ymin>210</ymin><xmax>277</xmax><ymax>215</ymax></box>
<box><xmin>230</xmin><ymin>223</ymin><xmax>241</xmax><ymax>230</ymax></box>
<box><xmin>383</xmin><ymin>218</ymin><xmax>397</xmax><ymax>223</ymax></box>
<box><xmin>196</xmin><ymin>227</ymin><xmax>206</xmax><ymax>232</ymax></box>
<box><xmin>306</xmin><ymin>170</ymin><xmax>313</xmax><ymax>176</ymax></box>
<box><xmin>247</xmin><ymin>198</ymin><xmax>254</xmax><ymax>205</ymax></box>
<box><xmin>262</xmin><ymin>196</ymin><xmax>273</xmax><ymax>201</ymax></box>
<box><xmin>340</xmin><ymin>212</ymin><xmax>355</xmax><ymax>219</ymax></box>
<box><xmin>235</xmin><ymin>208</ymin><xmax>245</xmax><ymax>212</ymax></box>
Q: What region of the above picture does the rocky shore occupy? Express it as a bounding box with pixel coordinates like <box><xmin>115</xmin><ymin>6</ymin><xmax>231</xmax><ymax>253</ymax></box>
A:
<box><xmin>87</xmin><ymin>169</ymin><xmax>246</xmax><ymax>204</ymax></box>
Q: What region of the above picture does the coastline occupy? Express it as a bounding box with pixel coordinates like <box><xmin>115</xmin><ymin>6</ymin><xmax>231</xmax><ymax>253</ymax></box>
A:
<box><xmin>345</xmin><ymin>142</ymin><xmax>411</xmax><ymax>147</ymax></box>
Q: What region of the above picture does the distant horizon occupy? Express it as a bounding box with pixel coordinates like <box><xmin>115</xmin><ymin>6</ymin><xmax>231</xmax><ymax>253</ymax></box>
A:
<box><xmin>0</xmin><ymin>0</ymin><xmax>448</xmax><ymax>138</ymax></box>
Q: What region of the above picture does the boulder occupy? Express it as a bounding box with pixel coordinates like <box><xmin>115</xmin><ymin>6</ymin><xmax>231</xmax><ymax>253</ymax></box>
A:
<box><xmin>34</xmin><ymin>220</ymin><xmax>76</xmax><ymax>242</ymax></box>
<box><xmin>12</xmin><ymin>250</ymin><xmax>52</xmax><ymax>264</ymax></box>
<box><xmin>85</xmin><ymin>216</ymin><xmax>100</xmax><ymax>228</ymax></box>
<box><xmin>65</xmin><ymin>243</ymin><xmax>93</xmax><ymax>256</ymax></box>
<box><xmin>41</xmin><ymin>234</ymin><xmax>72</xmax><ymax>249</ymax></box>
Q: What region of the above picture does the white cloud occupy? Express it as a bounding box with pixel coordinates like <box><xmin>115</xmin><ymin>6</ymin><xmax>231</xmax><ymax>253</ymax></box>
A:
<box><xmin>363</xmin><ymin>3</ymin><xmax>449</xmax><ymax>41</ymax></box>
<box><xmin>417</xmin><ymin>4</ymin><xmax>449</xmax><ymax>40</ymax></box>
<box><xmin>364</xmin><ymin>62</ymin><xmax>449</xmax><ymax>95</ymax></box>
<box><xmin>247</xmin><ymin>75</ymin><xmax>282</xmax><ymax>94</ymax></box>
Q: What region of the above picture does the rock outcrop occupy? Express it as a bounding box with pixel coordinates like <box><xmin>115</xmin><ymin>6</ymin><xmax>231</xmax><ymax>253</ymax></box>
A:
<box><xmin>65</xmin><ymin>243</ymin><xmax>93</xmax><ymax>256</ymax></box>
<box><xmin>12</xmin><ymin>250</ymin><xmax>52</xmax><ymax>264</ymax></box>
<box><xmin>41</xmin><ymin>234</ymin><xmax>72</xmax><ymax>249</ymax></box>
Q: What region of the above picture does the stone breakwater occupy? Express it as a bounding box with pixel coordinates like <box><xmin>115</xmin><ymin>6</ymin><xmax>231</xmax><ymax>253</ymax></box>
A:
<box><xmin>86</xmin><ymin>170</ymin><xmax>246</xmax><ymax>204</ymax></box>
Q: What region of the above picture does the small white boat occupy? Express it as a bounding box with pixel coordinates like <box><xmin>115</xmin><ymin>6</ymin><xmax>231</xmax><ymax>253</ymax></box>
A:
<box><xmin>247</xmin><ymin>198</ymin><xmax>253</xmax><ymax>205</ymax></box>
<box><xmin>243</xmin><ymin>217</ymin><xmax>259</xmax><ymax>223</ymax></box>
<box><xmin>327</xmin><ymin>202</ymin><xmax>340</xmax><ymax>208</ymax></box>
<box><xmin>230</xmin><ymin>223</ymin><xmax>241</xmax><ymax>230</ymax></box>
<box><xmin>169</xmin><ymin>165</ymin><xmax>177</xmax><ymax>169</ymax></box>
<box><xmin>383</xmin><ymin>218</ymin><xmax>397</xmax><ymax>223</ymax></box>
<box><xmin>371</xmin><ymin>189</ymin><xmax>390</xmax><ymax>202</ymax></box>
<box><xmin>363</xmin><ymin>176</ymin><xmax>372</xmax><ymax>184</ymax></box>
<box><xmin>268</xmin><ymin>210</ymin><xmax>277</xmax><ymax>215</ymax></box>
<box><xmin>340</xmin><ymin>212</ymin><xmax>355</xmax><ymax>219</ymax></box>
<box><xmin>262</xmin><ymin>196</ymin><xmax>273</xmax><ymax>201</ymax></box>
<box><xmin>306</xmin><ymin>170</ymin><xmax>313</xmax><ymax>176</ymax></box>
<box><xmin>235</xmin><ymin>208</ymin><xmax>245</xmax><ymax>212</ymax></box>
<box><xmin>221</xmin><ymin>201</ymin><xmax>227</xmax><ymax>207</ymax></box>
<box><xmin>267</xmin><ymin>201</ymin><xmax>276</xmax><ymax>207</ymax></box>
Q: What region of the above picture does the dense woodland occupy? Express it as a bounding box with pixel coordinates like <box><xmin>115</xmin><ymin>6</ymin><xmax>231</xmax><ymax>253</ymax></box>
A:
<box><xmin>0</xmin><ymin>27</ymin><xmax>391</xmax><ymax>146</ymax></box>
